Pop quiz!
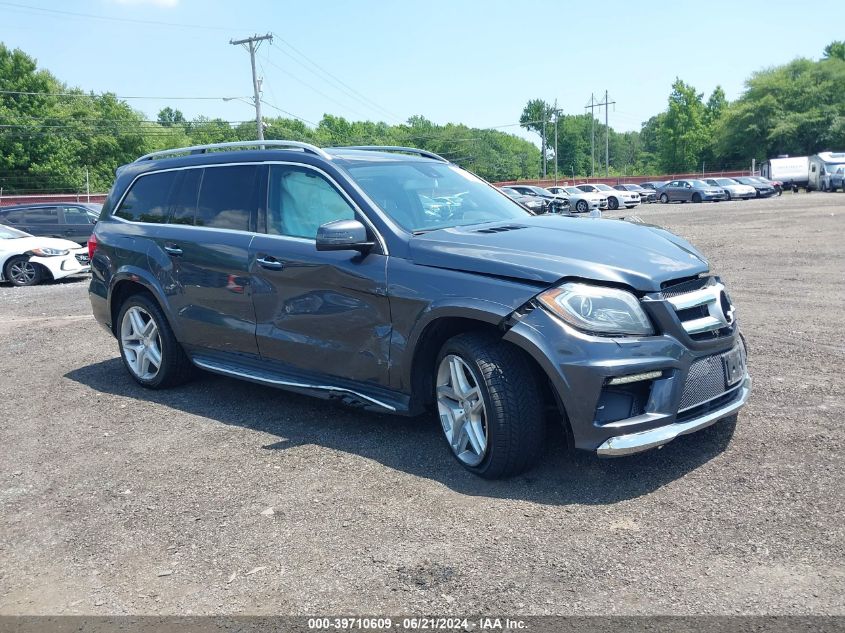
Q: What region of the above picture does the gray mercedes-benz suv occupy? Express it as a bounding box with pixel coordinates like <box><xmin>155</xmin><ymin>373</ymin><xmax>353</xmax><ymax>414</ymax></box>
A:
<box><xmin>88</xmin><ymin>141</ymin><xmax>751</xmax><ymax>478</ymax></box>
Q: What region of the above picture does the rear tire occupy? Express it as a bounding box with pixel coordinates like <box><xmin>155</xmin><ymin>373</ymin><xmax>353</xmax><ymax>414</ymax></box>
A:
<box><xmin>116</xmin><ymin>293</ymin><xmax>194</xmax><ymax>389</ymax></box>
<box><xmin>435</xmin><ymin>332</ymin><xmax>545</xmax><ymax>479</ymax></box>
<box><xmin>4</xmin><ymin>256</ymin><xmax>43</xmax><ymax>287</ymax></box>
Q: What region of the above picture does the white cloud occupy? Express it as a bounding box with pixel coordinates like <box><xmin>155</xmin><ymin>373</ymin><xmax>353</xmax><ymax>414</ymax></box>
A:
<box><xmin>110</xmin><ymin>0</ymin><xmax>179</xmax><ymax>7</ymax></box>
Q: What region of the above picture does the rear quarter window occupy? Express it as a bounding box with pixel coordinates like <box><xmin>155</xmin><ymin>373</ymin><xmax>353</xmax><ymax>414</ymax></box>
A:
<box><xmin>115</xmin><ymin>171</ymin><xmax>179</xmax><ymax>223</ymax></box>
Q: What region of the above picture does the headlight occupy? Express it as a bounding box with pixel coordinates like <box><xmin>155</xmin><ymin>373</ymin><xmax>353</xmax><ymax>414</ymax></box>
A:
<box><xmin>29</xmin><ymin>247</ymin><xmax>69</xmax><ymax>257</ymax></box>
<box><xmin>538</xmin><ymin>282</ymin><xmax>654</xmax><ymax>336</ymax></box>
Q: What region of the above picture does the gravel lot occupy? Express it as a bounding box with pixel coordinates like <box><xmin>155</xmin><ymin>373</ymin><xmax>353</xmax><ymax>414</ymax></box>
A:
<box><xmin>0</xmin><ymin>193</ymin><xmax>843</xmax><ymax>616</ymax></box>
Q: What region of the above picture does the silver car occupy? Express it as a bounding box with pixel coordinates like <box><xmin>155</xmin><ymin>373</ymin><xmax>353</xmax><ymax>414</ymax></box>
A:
<box><xmin>703</xmin><ymin>178</ymin><xmax>756</xmax><ymax>201</ymax></box>
<box><xmin>547</xmin><ymin>186</ymin><xmax>605</xmax><ymax>213</ymax></box>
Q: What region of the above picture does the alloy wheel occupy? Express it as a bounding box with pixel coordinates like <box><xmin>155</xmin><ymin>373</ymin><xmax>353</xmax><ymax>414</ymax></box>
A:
<box><xmin>9</xmin><ymin>260</ymin><xmax>37</xmax><ymax>285</ymax></box>
<box><xmin>120</xmin><ymin>306</ymin><xmax>163</xmax><ymax>381</ymax></box>
<box><xmin>436</xmin><ymin>354</ymin><xmax>488</xmax><ymax>467</ymax></box>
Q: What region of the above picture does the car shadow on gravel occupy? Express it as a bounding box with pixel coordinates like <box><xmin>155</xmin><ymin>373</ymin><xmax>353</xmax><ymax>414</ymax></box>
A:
<box><xmin>66</xmin><ymin>358</ymin><xmax>737</xmax><ymax>506</ymax></box>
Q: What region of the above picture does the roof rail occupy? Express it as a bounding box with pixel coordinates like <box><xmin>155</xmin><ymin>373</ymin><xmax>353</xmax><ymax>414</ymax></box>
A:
<box><xmin>133</xmin><ymin>140</ymin><xmax>332</xmax><ymax>163</ymax></box>
<box><xmin>332</xmin><ymin>146</ymin><xmax>450</xmax><ymax>163</ymax></box>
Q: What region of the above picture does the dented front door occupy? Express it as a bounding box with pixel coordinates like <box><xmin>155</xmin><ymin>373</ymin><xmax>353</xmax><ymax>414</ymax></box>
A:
<box><xmin>248</xmin><ymin>235</ymin><xmax>391</xmax><ymax>386</ymax></box>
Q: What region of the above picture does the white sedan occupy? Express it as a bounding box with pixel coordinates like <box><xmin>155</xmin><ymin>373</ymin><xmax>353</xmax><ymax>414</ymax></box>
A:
<box><xmin>0</xmin><ymin>225</ymin><xmax>90</xmax><ymax>286</ymax></box>
<box><xmin>703</xmin><ymin>178</ymin><xmax>757</xmax><ymax>200</ymax></box>
<box><xmin>577</xmin><ymin>183</ymin><xmax>640</xmax><ymax>210</ymax></box>
<box><xmin>547</xmin><ymin>186</ymin><xmax>606</xmax><ymax>213</ymax></box>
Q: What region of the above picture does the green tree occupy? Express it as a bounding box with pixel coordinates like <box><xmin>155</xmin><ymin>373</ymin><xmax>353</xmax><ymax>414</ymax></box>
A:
<box><xmin>823</xmin><ymin>40</ymin><xmax>845</xmax><ymax>61</ymax></box>
<box><xmin>715</xmin><ymin>56</ymin><xmax>845</xmax><ymax>164</ymax></box>
<box><xmin>157</xmin><ymin>107</ymin><xmax>185</xmax><ymax>127</ymax></box>
<box><xmin>659</xmin><ymin>79</ymin><xmax>708</xmax><ymax>172</ymax></box>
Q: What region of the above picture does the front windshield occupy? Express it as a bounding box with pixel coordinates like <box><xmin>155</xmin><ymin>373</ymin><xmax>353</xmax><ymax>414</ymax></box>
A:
<box><xmin>0</xmin><ymin>225</ymin><xmax>28</xmax><ymax>239</ymax></box>
<box><xmin>564</xmin><ymin>187</ymin><xmax>582</xmax><ymax>195</ymax></box>
<box><xmin>594</xmin><ymin>184</ymin><xmax>614</xmax><ymax>191</ymax></box>
<box><xmin>715</xmin><ymin>178</ymin><xmax>736</xmax><ymax>185</ymax></box>
<box><xmin>689</xmin><ymin>180</ymin><xmax>709</xmax><ymax>187</ymax></box>
<box><xmin>528</xmin><ymin>186</ymin><xmax>551</xmax><ymax>196</ymax></box>
<box><xmin>344</xmin><ymin>161</ymin><xmax>530</xmax><ymax>233</ymax></box>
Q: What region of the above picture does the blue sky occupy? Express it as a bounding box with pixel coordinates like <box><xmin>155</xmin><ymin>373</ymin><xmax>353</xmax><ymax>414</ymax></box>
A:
<box><xmin>1</xmin><ymin>0</ymin><xmax>842</xmax><ymax>142</ymax></box>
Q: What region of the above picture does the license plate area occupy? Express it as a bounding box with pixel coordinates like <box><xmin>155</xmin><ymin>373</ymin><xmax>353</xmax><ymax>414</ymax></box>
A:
<box><xmin>723</xmin><ymin>346</ymin><xmax>744</xmax><ymax>386</ymax></box>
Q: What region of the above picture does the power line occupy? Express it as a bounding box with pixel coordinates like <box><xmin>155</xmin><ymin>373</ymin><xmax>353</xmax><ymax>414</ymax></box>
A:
<box><xmin>269</xmin><ymin>39</ymin><xmax>403</xmax><ymax>124</ymax></box>
<box><xmin>260</xmin><ymin>56</ymin><xmax>378</xmax><ymax>121</ymax></box>
<box><xmin>259</xmin><ymin>100</ymin><xmax>318</xmax><ymax>127</ymax></box>
<box><xmin>0</xmin><ymin>90</ymin><xmax>251</xmax><ymax>101</ymax></box>
<box><xmin>0</xmin><ymin>1</ymin><xmax>242</xmax><ymax>31</ymax></box>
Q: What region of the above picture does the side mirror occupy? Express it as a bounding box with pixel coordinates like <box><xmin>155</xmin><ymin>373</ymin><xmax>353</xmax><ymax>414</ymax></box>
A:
<box><xmin>316</xmin><ymin>219</ymin><xmax>374</xmax><ymax>253</ymax></box>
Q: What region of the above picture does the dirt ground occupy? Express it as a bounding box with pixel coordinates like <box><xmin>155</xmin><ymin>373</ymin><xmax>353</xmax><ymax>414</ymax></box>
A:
<box><xmin>0</xmin><ymin>192</ymin><xmax>843</xmax><ymax>616</ymax></box>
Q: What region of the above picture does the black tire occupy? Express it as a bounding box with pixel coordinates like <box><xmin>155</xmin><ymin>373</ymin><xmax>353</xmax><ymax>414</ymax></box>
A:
<box><xmin>4</xmin><ymin>256</ymin><xmax>43</xmax><ymax>287</ymax></box>
<box><xmin>692</xmin><ymin>193</ymin><xmax>702</xmax><ymax>203</ymax></box>
<box><xmin>724</xmin><ymin>191</ymin><xmax>732</xmax><ymax>201</ymax></box>
<box><xmin>607</xmin><ymin>196</ymin><xmax>619</xmax><ymax>210</ymax></box>
<box><xmin>435</xmin><ymin>332</ymin><xmax>545</xmax><ymax>479</ymax></box>
<box><xmin>576</xmin><ymin>199</ymin><xmax>588</xmax><ymax>213</ymax></box>
<box><xmin>116</xmin><ymin>293</ymin><xmax>194</xmax><ymax>389</ymax></box>
<box><xmin>660</xmin><ymin>193</ymin><xmax>669</xmax><ymax>204</ymax></box>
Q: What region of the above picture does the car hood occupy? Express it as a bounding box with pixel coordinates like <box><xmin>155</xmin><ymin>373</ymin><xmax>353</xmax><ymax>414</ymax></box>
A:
<box><xmin>408</xmin><ymin>215</ymin><xmax>709</xmax><ymax>292</ymax></box>
<box><xmin>7</xmin><ymin>236</ymin><xmax>83</xmax><ymax>252</ymax></box>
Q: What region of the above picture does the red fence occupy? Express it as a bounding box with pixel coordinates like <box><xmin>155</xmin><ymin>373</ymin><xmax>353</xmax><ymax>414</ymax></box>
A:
<box><xmin>0</xmin><ymin>193</ymin><xmax>108</xmax><ymax>207</ymax></box>
<box><xmin>495</xmin><ymin>170</ymin><xmax>753</xmax><ymax>187</ymax></box>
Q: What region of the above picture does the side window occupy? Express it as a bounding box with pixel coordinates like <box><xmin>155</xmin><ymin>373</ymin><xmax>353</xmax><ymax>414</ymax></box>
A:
<box><xmin>24</xmin><ymin>207</ymin><xmax>59</xmax><ymax>224</ymax></box>
<box><xmin>811</xmin><ymin>164</ymin><xmax>816</xmax><ymax>173</ymax></box>
<box><xmin>267</xmin><ymin>165</ymin><xmax>355</xmax><ymax>239</ymax></box>
<box><xmin>115</xmin><ymin>171</ymin><xmax>179</xmax><ymax>223</ymax></box>
<box><xmin>4</xmin><ymin>209</ymin><xmax>24</xmax><ymax>223</ymax></box>
<box><xmin>195</xmin><ymin>165</ymin><xmax>258</xmax><ymax>231</ymax></box>
<box><xmin>170</xmin><ymin>169</ymin><xmax>202</xmax><ymax>225</ymax></box>
<box><xmin>63</xmin><ymin>206</ymin><xmax>92</xmax><ymax>224</ymax></box>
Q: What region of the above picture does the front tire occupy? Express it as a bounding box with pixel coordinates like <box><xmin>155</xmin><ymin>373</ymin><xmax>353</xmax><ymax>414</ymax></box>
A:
<box><xmin>4</xmin><ymin>256</ymin><xmax>43</xmax><ymax>287</ymax></box>
<box><xmin>435</xmin><ymin>332</ymin><xmax>544</xmax><ymax>479</ymax></box>
<box><xmin>576</xmin><ymin>199</ymin><xmax>588</xmax><ymax>213</ymax></box>
<box><xmin>660</xmin><ymin>193</ymin><xmax>669</xmax><ymax>204</ymax></box>
<box><xmin>692</xmin><ymin>193</ymin><xmax>702</xmax><ymax>203</ymax></box>
<box><xmin>117</xmin><ymin>293</ymin><xmax>193</xmax><ymax>389</ymax></box>
<box><xmin>724</xmin><ymin>191</ymin><xmax>732</xmax><ymax>201</ymax></box>
<box><xmin>607</xmin><ymin>196</ymin><xmax>619</xmax><ymax>210</ymax></box>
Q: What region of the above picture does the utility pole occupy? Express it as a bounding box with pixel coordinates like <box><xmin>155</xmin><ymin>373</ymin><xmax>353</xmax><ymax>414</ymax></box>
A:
<box><xmin>553</xmin><ymin>100</ymin><xmax>559</xmax><ymax>186</ymax></box>
<box><xmin>585</xmin><ymin>94</ymin><xmax>596</xmax><ymax>177</ymax></box>
<box><xmin>541</xmin><ymin>115</ymin><xmax>547</xmax><ymax>180</ymax></box>
<box><xmin>230</xmin><ymin>33</ymin><xmax>273</xmax><ymax>141</ymax></box>
<box><xmin>588</xmin><ymin>91</ymin><xmax>615</xmax><ymax>179</ymax></box>
<box><xmin>85</xmin><ymin>167</ymin><xmax>90</xmax><ymax>202</ymax></box>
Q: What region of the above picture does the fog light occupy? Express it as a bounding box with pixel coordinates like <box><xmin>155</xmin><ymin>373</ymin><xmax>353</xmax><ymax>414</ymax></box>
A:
<box><xmin>607</xmin><ymin>370</ymin><xmax>663</xmax><ymax>386</ymax></box>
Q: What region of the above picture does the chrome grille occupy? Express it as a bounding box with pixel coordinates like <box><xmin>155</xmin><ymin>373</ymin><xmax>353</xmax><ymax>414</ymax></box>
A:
<box><xmin>662</xmin><ymin>277</ymin><xmax>735</xmax><ymax>337</ymax></box>
<box><xmin>661</xmin><ymin>276</ymin><xmax>708</xmax><ymax>298</ymax></box>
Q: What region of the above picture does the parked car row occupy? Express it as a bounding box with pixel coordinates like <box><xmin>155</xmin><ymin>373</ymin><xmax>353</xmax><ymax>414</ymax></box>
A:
<box><xmin>497</xmin><ymin>174</ymin><xmax>789</xmax><ymax>213</ymax></box>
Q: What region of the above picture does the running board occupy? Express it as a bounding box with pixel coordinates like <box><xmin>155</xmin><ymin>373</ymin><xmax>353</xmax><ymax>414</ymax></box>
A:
<box><xmin>191</xmin><ymin>357</ymin><xmax>398</xmax><ymax>412</ymax></box>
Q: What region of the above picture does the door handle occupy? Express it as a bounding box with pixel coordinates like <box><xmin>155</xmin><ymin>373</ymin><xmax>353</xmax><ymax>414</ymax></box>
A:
<box><xmin>257</xmin><ymin>256</ymin><xmax>284</xmax><ymax>271</ymax></box>
<box><xmin>164</xmin><ymin>245</ymin><xmax>183</xmax><ymax>256</ymax></box>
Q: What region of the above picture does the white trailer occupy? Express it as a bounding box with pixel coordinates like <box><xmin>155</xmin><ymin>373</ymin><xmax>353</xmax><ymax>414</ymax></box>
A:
<box><xmin>761</xmin><ymin>156</ymin><xmax>809</xmax><ymax>188</ymax></box>
<box><xmin>808</xmin><ymin>152</ymin><xmax>845</xmax><ymax>191</ymax></box>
